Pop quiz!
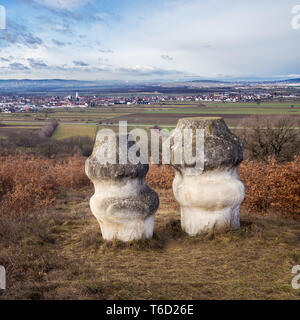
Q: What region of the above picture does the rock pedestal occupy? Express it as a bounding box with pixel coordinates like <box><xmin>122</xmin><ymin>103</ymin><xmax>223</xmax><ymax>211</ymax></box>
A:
<box><xmin>85</xmin><ymin>134</ymin><xmax>159</xmax><ymax>242</ymax></box>
<box><xmin>170</xmin><ymin>117</ymin><xmax>245</xmax><ymax>235</ymax></box>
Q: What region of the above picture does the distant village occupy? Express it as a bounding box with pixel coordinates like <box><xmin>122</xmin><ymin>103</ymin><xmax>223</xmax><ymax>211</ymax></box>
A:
<box><xmin>0</xmin><ymin>91</ymin><xmax>299</xmax><ymax>113</ymax></box>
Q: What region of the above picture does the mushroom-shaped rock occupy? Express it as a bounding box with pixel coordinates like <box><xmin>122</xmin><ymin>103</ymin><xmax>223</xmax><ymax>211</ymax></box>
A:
<box><xmin>85</xmin><ymin>133</ymin><xmax>159</xmax><ymax>242</ymax></box>
<box><xmin>170</xmin><ymin>117</ymin><xmax>245</xmax><ymax>235</ymax></box>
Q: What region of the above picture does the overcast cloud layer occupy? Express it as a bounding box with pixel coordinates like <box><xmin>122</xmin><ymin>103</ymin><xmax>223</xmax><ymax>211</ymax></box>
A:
<box><xmin>0</xmin><ymin>0</ymin><xmax>299</xmax><ymax>80</ymax></box>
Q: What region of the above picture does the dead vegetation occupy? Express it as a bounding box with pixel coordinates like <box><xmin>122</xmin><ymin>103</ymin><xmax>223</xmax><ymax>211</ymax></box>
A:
<box><xmin>0</xmin><ymin>152</ymin><xmax>300</xmax><ymax>299</ymax></box>
<box><xmin>1</xmin><ymin>188</ymin><xmax>300</xmax><ymax>300</ymax></box>
<box><xmin>0</xmin><ymin>154</ymin><xmax>90</xmax><ymax>217</ymax></box>
<box><xmin>147</xmin><ymin>158</ymin><xmax>300</xmax><ymax>216</ymax></box>
<box><xmin>238</xmin><ymin>115</ymin><xmax>300</xmax><ymax>163</ymax></box>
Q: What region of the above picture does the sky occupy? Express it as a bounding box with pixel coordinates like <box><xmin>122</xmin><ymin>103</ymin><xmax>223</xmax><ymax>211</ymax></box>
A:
<box><xmin>0</xmin><ymin>0</ymin><xmax>299</xmax><ymax>81</ymax></box>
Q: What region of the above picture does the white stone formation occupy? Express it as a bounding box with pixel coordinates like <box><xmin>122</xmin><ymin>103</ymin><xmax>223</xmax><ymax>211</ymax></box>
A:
<box><xmin>85</xmin><ymin>134</ymin><xmax>159</xmax><ymax>242</ymax></box>
<box><xmin>170</xmin><ymin>117</ymin><xmax>245</xmax><ymax>235</ymax></box>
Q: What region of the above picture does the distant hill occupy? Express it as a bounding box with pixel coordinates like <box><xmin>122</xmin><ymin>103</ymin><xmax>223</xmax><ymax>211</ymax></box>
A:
<box><xmin>159</xmin><ymin>78</ymin><xmax>300</xmax><ymax>89</ymax></box>
<box><xmin>0</xmin><ymin>78</ymin><xmax>299</xmax><ymax>94</ymax></box>
<box><xmin>0</xmin><ymin>79</ymin><xmax>128</xmax><ymax>90</ymax></box>
<box><xmin>0</xmin><ymin>79</ymin><xmax>148</xmax><ymax>94</ymax></box>
<box><xmin>278</xmin><ymin>78</ymin><xmax>300</xmax><ymax>83</ymax></box>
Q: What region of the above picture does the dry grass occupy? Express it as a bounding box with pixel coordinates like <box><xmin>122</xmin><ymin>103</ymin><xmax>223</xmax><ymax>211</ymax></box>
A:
<box><xmin>1</xmin><ymin>187</ymin><xmax>300</xmax><ymax>300</ymax></box>
<box><xmin>1</xmin><ymin>154</ymin><xmax>300</xmax><ymax>299</ymax></box>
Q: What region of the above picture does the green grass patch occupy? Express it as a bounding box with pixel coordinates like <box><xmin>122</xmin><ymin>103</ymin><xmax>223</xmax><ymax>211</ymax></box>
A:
<box><xmin>52</xmin><ymin>124</ymin><xmax>98</xmax><ymax>139</ymax></box>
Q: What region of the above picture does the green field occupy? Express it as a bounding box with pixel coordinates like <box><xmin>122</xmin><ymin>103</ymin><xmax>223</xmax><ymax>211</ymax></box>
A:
<box><xmin>1</xmin><ymin>101</ymin><xmax>300</xmax><ymax>139</ymax></box>
<box><xmin>52</xmin><ymin>124</ymin><xmax>98</xmax><ymax>139</ymax></box>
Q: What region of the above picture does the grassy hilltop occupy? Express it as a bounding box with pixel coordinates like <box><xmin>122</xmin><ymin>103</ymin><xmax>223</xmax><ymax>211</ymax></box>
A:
<box><xmin>0</xmin><ymin>156</ymin><xmax>299</xmax><ymax>300</ymax></box>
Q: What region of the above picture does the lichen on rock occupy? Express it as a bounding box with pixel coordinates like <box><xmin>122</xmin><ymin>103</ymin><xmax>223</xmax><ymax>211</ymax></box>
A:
<box><xmin>85</xmin><ymin>133</ymin><xmax>159</xmax><ymax>242</ymax></box>
<box><xmin>170</xmin><ymin>117</ymin><xmax>245</xmax><ymax>235</ymax></box>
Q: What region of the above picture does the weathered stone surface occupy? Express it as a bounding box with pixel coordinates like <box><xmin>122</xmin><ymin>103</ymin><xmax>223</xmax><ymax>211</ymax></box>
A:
<box><xmin>86</xmin><ymin>133</ymin><xmax>159</xmax><ymax>242</ymax></box>
<box><xmin>170</xmin><ymin>117</ymin><xmax>245</xmax><ymax>235</ymax></box>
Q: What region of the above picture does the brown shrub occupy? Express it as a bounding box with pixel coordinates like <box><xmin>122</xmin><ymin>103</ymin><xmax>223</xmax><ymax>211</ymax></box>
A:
<box><xmin>239</xmin><ymin>156</ymin><xmax>300</xmax><ymax>216</ymax></box>
<box><xmin>0</xmin><ymin>154</ymin><xmax>299</xmax><ymax>218</ymax></box>
<box><xmin>0</xmin><ymin>154</ymin><xmax>90</xmax><ymax>217</ymax></box>
<box><xmin>146</xmin><ymin>158</ymin><xmax>300</xmax><ymax>216</ymax></box>
<box><xmin>146</xmin><ymin>163</ymin><xmax>174</xmax><ymax>189</ymax></box>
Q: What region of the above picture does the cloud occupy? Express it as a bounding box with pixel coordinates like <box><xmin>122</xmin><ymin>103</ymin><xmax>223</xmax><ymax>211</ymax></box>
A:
<box><xmin>4</xmin><ymin>0</ymin><xmax>300</xmax><ymax>80</ymax></box>
<box><xmin>277</xmin><ymin>73</ymin><xmax>300</xmax><ymax>79</ymax></box>
<box><xmin>0</xmin><ymin>19</ymin><xmax>43</xmax><ymax>48</ymax></box>
<box><xmin>90</xmin><ymin>12</ymin><xmax>109</xmax><ymax>21</ymax></box>
<box><xmin>9</xmin><ymin>62</ymin><xmax>30</xmax><ymax>71</ymax></box>
<box><xmin>28</xmin><ymin>1</ymin><xmax>110</xmax><ymax>27</ymax></box>
<box><xmin>0</xmin><ymin>57</ymin><xmax>10</xmax><ymax>62</ymax></box>
<box><xmin>73</xmin><ymin>60</ymin><xmax>89</xmax><ymax>66</ymax></box>
<box><xmin>36</xmin><ymin>14</ymin><xmax>54</xmax><ymax>24</ymax></box>
<box><xmin>117</xmin><ymin>65</ymin><xmax>187</xmax><ymax>77</ymax></box>
<box><xmin>118</xmin><ymin>0</ymin><xmax>300</xmax><ymax>79</ymax></box>
<box><xmin>34</xmin><ymin>0</ymin><xmax>94</xmax><ymax>11</ymax></box>
<box><xmin>52</xmin><ymin>39</ymin><xmax>72</xmax><ymax>47</ymax></box>
<box><xmin>98</xmin><ymin>49</ymin><xmax>114</xmax><ymax>53</ymax></box>
<box><xmin>161</xmin><ymin>55</ymin><xmax>173</xmax><ymax>61</ymax></box>
<box><xmin>2</xmin><ymin>61</ymin><xmax>109</xmax><ymax>75</ymax></box>
<box><xmin>51</xmin><ymin>21</ymin><xmax>74</xmax><ymax>35</ymax></box>
<box><xmin>28</xmin><ymin>58</ymin><xmax>48</xmax><ymax>69</ymax></box>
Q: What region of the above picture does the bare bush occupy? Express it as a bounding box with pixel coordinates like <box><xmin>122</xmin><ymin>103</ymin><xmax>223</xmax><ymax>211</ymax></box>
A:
<box><xmin>7</xmin><ymin>131</ymin><xmax>45</xmax><ymax>148</ymax></box>
<box><xmin>38</xmin><ymin>119</ymin><xmax>58</xmax><ymax>139</ymax></box>
<box><xmin>0</xmin><ymin>154</ymin><xmax>90</xmax><ymax>217</ymax></box>
<box><xmin>238</xmin><ymin>115</ymin><xmax>300</xmax><ymax>162</ymax></box>
<box><xmin>36</xmin><ymin>136</ymin><xmax>94</xmax><ymax>157</ymax></box>
<box><xmin>1</xmin><ymin>131</ymin><xmax>93</xmax><ymax>158</ymax></box>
